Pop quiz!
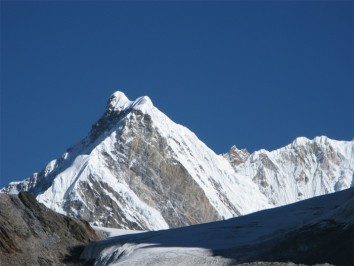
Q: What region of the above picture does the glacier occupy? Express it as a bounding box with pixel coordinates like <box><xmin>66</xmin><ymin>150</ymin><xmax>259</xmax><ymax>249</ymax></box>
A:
<box><xmin>80</xmin><ymin>187</ymin><xmax>354</xmax><ymax>265</ymax></box>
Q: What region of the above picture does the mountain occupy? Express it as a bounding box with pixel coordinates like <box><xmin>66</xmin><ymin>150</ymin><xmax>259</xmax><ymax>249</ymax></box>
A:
<box><xmin>80</xmin><ymin>187</ymin><xmax>354</xmax><ymax>266</ymax></box>
<box><xmin>224</xmin><ymin>136</ymin><xmax>353</xmax><ymax>205</ymax></box>
<box><xmin>1</xmin><ymin>91</ymin><xmax>353</xmax><ymax>230</ymax></box>
<box><xmin>0</xmin><ymin>191</ymin><xmax>101</xmax><ymax>266</ymax></box>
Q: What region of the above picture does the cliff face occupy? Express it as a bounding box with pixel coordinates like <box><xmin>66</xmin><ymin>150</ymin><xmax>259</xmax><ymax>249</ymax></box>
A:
<box><xmin>0</xmin><ymin>192</ymin><xmax>101</xmax><ymax>266</ymax></box>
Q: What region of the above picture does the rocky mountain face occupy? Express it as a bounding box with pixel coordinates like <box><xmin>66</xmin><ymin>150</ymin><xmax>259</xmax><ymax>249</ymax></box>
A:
<box><xmin>0</xmin><ymin>192</ymin><xmax>101</xmax><ymax>266</ymax></box>
<box><xmin>1</xmin><ymin>91</ymin><xmax>353</xmax><ymax>230</ymax></box>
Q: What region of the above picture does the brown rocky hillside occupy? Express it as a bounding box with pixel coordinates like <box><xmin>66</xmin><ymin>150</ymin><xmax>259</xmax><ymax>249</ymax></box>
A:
<box><xmin>0</xmin><ymin>192</ymin><xmax>101</xmax><ymax>266</ymax></box>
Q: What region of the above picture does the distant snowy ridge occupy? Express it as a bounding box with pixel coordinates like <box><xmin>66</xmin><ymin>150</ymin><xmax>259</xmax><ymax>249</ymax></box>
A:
<box><xmin>1</xmin><ymin>91</ymin><xmax>353</xmax><ymax>230</ymax></box>
<box><xmin>225</xmin><ymin>135</ymin><xmax>354</xmax><ymax>205</ymax></box>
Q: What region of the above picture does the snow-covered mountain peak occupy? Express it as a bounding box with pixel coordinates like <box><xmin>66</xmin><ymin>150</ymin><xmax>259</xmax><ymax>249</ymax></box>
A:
<box><xmin>107</xmin><ymin>91</ymin><xmax>131</xmax><ymax>111</ymax></box>
<box><xmin>313</xmin><ymin>136</ymin><xmax>346</xmax><ymax>149</ymax></box>
<box><xmin>131</xmin><ymin>95</ymin><xmax>154</xmax><ymax>114</ymax></box>
<box><xmin>290</xmin><ymin>135</ymin><xmax>336</xmax><ymax>147</ymax></box>
<box><xmin>1</xmin><ymin>91</ymin><xmax>353</xmax><ymax>231</ymax></box>
<box><xmin>291</xmin><ymin>136</ymin><xmax>310</xmax><ymax>147</ymax></box>
<box><xmin>287</xmin><ymin>135</ymin><xmax>352</xmax><ymax>153</ymax></box>
<box><xmin>223</xmin><ymin>145</ymin><xmax>250</xmax><ymax>167</ymax></box>
<box><xmin>106</xmin><ymin>91</ymin><xmax>154</xmax><ymax>115</ymax></box>
<box><xmin>229</xmin><ymin>145</ymin><xmax>246</xmax><ymax>152</ymax></box>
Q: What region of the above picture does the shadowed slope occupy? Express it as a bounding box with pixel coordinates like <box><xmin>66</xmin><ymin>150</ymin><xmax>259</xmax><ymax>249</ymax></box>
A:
<box><xmin>0</xmin><ymin>192</ymin><xmax>101</xmax><ymax>265</ymax></box>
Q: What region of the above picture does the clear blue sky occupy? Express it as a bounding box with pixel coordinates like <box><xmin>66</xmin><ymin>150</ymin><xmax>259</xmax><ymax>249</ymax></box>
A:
<box><xmin>1</xmin><ymin>1</ymin><xmax>353</xmax><ymax>187</ymax></box>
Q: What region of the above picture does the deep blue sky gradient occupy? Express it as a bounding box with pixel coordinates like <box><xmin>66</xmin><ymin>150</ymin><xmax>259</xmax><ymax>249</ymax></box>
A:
<box><xmin>1</xmin><ymin>1</ymin><xmax>353</xmax><ymax>187</ymax></box>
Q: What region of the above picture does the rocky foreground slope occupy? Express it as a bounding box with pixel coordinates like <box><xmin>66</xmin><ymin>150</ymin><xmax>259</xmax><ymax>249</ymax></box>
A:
<box><xmin>81</xmin><ymin>188</ymin><xmax>354</xmax><ymax>266</ymax></box>
<box><xmin>1</xmin><ymin>92</ymin><xmax>353</xmax><ymax>230</ymax></box>
<box><xmin>0</xmin><ymin>192</ymin><xmax>101</xmax><ymax>266</ymax></box>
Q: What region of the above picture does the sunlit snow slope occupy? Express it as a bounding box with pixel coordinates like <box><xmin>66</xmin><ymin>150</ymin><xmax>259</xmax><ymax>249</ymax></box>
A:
<box><xmin>1</xmin><ymin>91</ymin><xmax>353</xmax><ymax>230</ymax></box>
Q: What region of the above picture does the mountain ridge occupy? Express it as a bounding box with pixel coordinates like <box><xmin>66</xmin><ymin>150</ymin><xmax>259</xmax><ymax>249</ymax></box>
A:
<box><xmin>1</xmin><ymin>91</ymin><xmax>353</xmax><ymax>230</ymax></box>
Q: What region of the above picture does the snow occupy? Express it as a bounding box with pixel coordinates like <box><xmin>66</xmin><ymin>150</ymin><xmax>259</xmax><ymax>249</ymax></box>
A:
<box><xmin>106</xmin><ymin>91</ymin><xmax>273</xmax><ymax>218</ymax></box>
<box><xmin>36</xmin><ymin>155</ymin><xmax>90</xmax><ymax>214</ymax></box>
<box><xmin>291</xmin><ymin>136</ymin><xmax>310</xmax><ymax>147</ymax></box>
<box><xmin>81</xmin><ymin>188</ymin><xmax>354</xmax><ymax>265</ymax></box>
<box><xmin>108</xmin><ymin>91</ymin><xmax>154</xmax><ymax>114</ymax></box>
<box><xmin>131</xmin><ymin>96</ymin><xmax>154</xmax><ymax>113</ymax></box>
<box><xmin>233</xmin><ymin>135</ymin><xmax>354</xmax><ymax>207</ymax></box>
<box><xmin>91</xmin><ymin>225</ymin><xmax>145</xmax><ymax>238</ymax></box>
<box><xmin>1</xmin><ymin>90</ymin><xmax>353</xmax><ymax>232</ymax></box>
<box><xmin>109</xmin><ymin>91</ymin><xmax>131</xmax><ymax>111</ymax></box>
<box><xmin>6</xmin><ymin>182</ymin><xmax>21</xmax><ymax>194</ymax></box>
<box><xmin>126</xmin><ymin>95</ymin><xmax>272</xmax><ymax>217</ymax></box>
<box><xmin>86</xmin><ymin>141</ymin><xmax>170</xmax><ymax>230</ymax></box>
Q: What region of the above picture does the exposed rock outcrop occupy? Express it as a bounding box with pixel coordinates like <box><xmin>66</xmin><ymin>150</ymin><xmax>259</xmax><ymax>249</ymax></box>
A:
<box><xmin>0</xmin><ymin>192</ymin><xmax>101</xmax><ymax>266</ymax></box>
